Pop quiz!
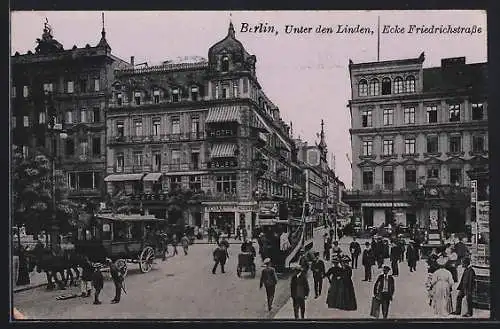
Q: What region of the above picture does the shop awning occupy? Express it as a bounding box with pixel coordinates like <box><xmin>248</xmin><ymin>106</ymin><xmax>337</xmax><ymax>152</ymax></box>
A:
<box><xmin>104</xmin><ymin>173</ymin><xmax>145</xmax><ymax>182</ymax></box>
<box><xmin>210</xmin><ymin>144</ymin><xmax>237</xmax><ymax>158</ymax></box>
<box><xmin>205</xmin><ymin>106</ymin><xmax>241</xmax><ymax>124</ymax></box>
<box><xmin>361</xmin><ymin>202</ymin><xmax>411</xmax><ymax>208</ymax></box>
<box><xmin>143</xmin><ymin>173</ymin><xmax>162</xmax><ymax>182</ymax></box>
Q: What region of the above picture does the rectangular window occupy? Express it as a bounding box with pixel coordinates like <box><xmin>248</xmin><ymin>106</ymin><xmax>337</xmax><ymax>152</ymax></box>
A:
<box><xmin>449</xmin><ymin>104</ymin><xmax>460</xmax><ymax>122</ymax></box>
<box><xmin>171</xmin><ymin>117</ymin><xmax>180</xmax><ymax>134</ymax></box>
<box><xmin>426</xmin><ymin>135</ymin><xmax>438</xmax><ymax>153</ymax></box>
<box><xmin>66</xmin><ymin>110</ymin><xmax>73</xmax><ymax>124</ymax></box>
<box><xmin>92</xmin><ymin>107</ymin><xmax>100</xmax><ymax>123</ymax></box>
<box><xmin>404</xmin><ymin>107</ymin><xmax>415</xmax><ymax>124</ymax></box>
<box><xmin>362</xmin><ymin>141</ymin><xmax>373</xmax><ymax>156</ymax></box>
<box><xmin>243</xmin><ymin>78</ymin><xmax>249</xmax><ymax>93</ymax></box>
<box><xmin>65</xmin><ymin>139</ymin><xmax>75</xmax><ymax>156</ymax></box>
<box><xmin>80</xmin><ymin>109</ymin><xmax>87</xmax><ymax>123</ymax></box>
<box><xmin>94</xmin><ymin>79</ymin><xmax>100</xmax><ymax>92</ymax></box>
<box><xmin>233</xmin><ymin>81</ymin><xmax>239</xmax><ymax>98</ymax></box>
<box><xmin>23</xmin><ymin>86</ymin><xmax>29</xmax><ymax>98</ymax></box>
<box><xmin>92</xmin><ymin>137</ymin><xmax>101</xmax><ymax>156</ymax></box>
<box><xmin>23</xmin><ymin>116</ymin><xmax>30</xmax><ymax>127</ymax></box>
<box><xmin>471</xmin><ymin>103</ymin><xmax>484</xmax><ymax>120</ymax></box>
<box><xmin>383</xmin><ymin>170</ymin><xmax>393</xmax><ymax>190</ymax></box>
<box><xmin>22</xmin><ymin>145</ymin><xmax>29</xmax><ymax>158</ymax></box>
<box><xmin>172</xmin><ymin>88</ymin><xmax>179</xmax><ymax>103</ymax></box>
<box><xmin>361</xmin><ymin>110</ymin><xmax>372</xmax><ymax>127</ymax></box>
<box><xmin>68</xmin><ymin>172</ymin><xmax>77</xmax><ymax>189</ymax></box>
<box><xmin>215</xmin><ymin>85</ymin><xmax>220</xmax><ymax>99</ymax></box>
<box><xmin>191</xmin><ymin>116</ymin><xmax>200</xmax><ymax>136</ymax></box>
<box><xmin>116</xmin><ymin>153</ymin><xmax>124</xmax><ymax>171</ymax></box>
<box><xmin>472</xmin><ymin>136</ymin><xmax>484</xmax><ymax>153</ymax></box>
<box><xmin>427</xmin><ymin>168</ymin><xmax>439</xmax><ymax>179</ymax></box>
<box><xmin>134</xmin><ymin>92</ymin><xmax>141</xmax><ymax>105</ymax></box>
<box><xmin>117</xmin><ymin>93</ymin><xmax>123</xmax><ymax>106</ymax></box>
<box><xmin>78</xmin><ymin>172</ymin><xmax>94</xmax><ymax>189</ymax></box>
<box><xmin>152</xmin><ymin>118</ymin><xmax>161</xmax><ymax>136</ymax></box>
<box><xmin>222</xmin><ymin>86</ymin><xmax>228</xmax><ymax>99</ymax></box>
<box><xmin>191</xmin><ymin>86</ymin><xmax>199</xmax><ymax>101</ymax></box>
<box><xmin>427</xmin><ymin>106</ymin><xmax>437</xmax><ymax>123</ymax></box>
<box><xmin>11</xmin><ymin>86</ymin><xmax>16</xmax><ymax>98</ymax></box>
<box><xmin>405</xmin><ymin>169</ymin><xmax>417</xmax><ymax>189</ymax></box>
<box><xmin>116</xmin><ymin>122</ymin><xmax>124</xmax><ymax>137</ymax></box>
<box><xmin>67</xmin><ymin>81</ymin><xmax>74</xmax><ymax>93</ymax></box>
<box><xmin>80</xmin><ymin>140</ymin><xmax>89</xmax><ymax>156</ymax></box>
<box><xmin>449</xmin><ymin>136</ymin><xmax>461</xmax><ymax>153</ymax></box>
<box><xmin>383</xmin><ymin>109</ymin><xmax>394</xmax><ymax>126</ymax></box>
<box><xmin>405</xmin><ymin>139</ymin><xmax>416</xmax><ymax>154</ymax></box>
<box><xmin>191</xmin><ymin>151</ymin><xmax>200</xmax><ymax>170</ymax></box>
<box><xmin>171</xmin><ymin>150</ymin><xmax>181</xmax><ymax>164</ymax></box>
<box><xmin>133</xmin><ymin>152</ymin><xmax>143</xmax><ymax>167</ymax></box>
<box><xmin>216</xmin><ymin>174</ymin><xmax>237</xmax><ymax>194</ymax></box>
<box><xmin>39</xmin><ymin>112</ymin><xmax>46</xmax><ymax>124</ymax></box>
<box><xmin>79</xmin><ymin>79</ymin><xmax>87</xmax><ymax>93</ymax></box>
<box><xmin>153</xmin><ymin>152</ymin><xmax>161</xmax><ymax>171</ymax></box>
<box><xmin>12</xmin><ymin>116</ymin><xmax>16</xmax><ymax>128</ymax></box>
<box><xmin>134</xmin><ymin>120</ymin><xmax>143</xmax><ymax>136</ymax></box>
<box><xmin>170</xmin><ymin>176</ymin><xmax>182</xmax><ymax>190</ymax></box>
<box><xmin>450</xmin><ymin>168</ymin><xmax>462</xmax><ymax>186</ymax></box>
<box><xmin>153</xmin><ymin>90</ymin><xmax>160</xmax><ymax>104</ymax></box>
<box><xmin>362</xmin><ymin>171</ymin><xmax>373</xmax><ymax>190</ymax></box>
<box><xmin>189</xmin><ymin>176</ymin><xmax>202</xmax><ymax>192</ymax></box>
<box><xmin>383</xmin><ymin>140</ymin><xmax>394</xmax><ymax>156</ymax></box>
<box><xmin>43</xmin><ymin>83</ymin><xmax>53</xmax><ymax>93</ymax></box>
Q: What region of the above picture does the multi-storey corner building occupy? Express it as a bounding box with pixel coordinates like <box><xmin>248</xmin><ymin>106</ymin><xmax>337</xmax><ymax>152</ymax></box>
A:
<box><xmin>344</xmin><ymin>53</ymin><xmax>488</xmax><ymax>236</ymax></box>
<box><xmin>104</xmin><ymin>23</ymin><xmax>302</xmax><ymax>235</ymax></box>
<box><xmin>11</xmin><ymin>20</ymin><xmax>131</xmax><ymax>203</ymax></box>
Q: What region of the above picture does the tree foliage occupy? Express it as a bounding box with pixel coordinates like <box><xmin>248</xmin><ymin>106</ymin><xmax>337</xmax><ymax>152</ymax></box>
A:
<box><xmin>12</xmin><ymin>148</ymin><xmax>82</xmax><ymax>234</ymax></box>
<box><xmin>165</xmin><ymin>187</ymin><xmax>204</xmax><ymax>226</ymax></box>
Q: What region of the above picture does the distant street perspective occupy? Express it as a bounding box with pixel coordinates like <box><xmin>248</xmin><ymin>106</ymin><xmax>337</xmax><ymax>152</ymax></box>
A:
<box><xmin>11</xmin><ymin>11</ymin><xmax>490</xmax><ymax>320</ymax></box>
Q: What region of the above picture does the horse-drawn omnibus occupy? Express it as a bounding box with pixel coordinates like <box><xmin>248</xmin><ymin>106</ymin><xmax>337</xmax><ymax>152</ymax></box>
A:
<box><xmin>74</xmin><ymin>213</ymin><xmax>167</xmax><ymax>277</ymax></box>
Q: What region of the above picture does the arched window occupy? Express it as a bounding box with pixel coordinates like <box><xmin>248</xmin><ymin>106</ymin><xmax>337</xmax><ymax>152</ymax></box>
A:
<box><xmin>405</xmin><ymin>75</ymin><xmax>416</xmax><ymax>93</ymax></box>
<box><xmin>369</xmin><ymin>78</ymin><xmax>380</xmax><ymax>96</ymax></box>
<box><xmin>358</xmin><ymin>79</ymin><xmax>368</xmax><ymax>96</ymax></box>
<box><xmin>394</xmin><ymin>77</ymin><xmax>404</xmax><ymax>94</ymax></box>
<box><xmin>221</xmin><ymin>56</ymin><xmax>229</xmax><ymax>72</ymax></box>
<box><xmin>382</xmin><ymin>77</ymin><xmax>391</xmax><ymax>95</ymax></box>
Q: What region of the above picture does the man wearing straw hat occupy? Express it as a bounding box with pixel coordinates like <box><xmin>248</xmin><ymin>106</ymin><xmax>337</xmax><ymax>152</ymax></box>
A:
<box><xmin>260</xmin><ymin>258</ymin><xmax>278</xmax><ymax>312</ymax></box>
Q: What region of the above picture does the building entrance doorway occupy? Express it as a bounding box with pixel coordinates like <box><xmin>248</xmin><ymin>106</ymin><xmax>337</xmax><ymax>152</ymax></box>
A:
<box><xmin>363</xmin><ymin>207</ymin><xmax>374</xmax><ymax>228</ymax></box>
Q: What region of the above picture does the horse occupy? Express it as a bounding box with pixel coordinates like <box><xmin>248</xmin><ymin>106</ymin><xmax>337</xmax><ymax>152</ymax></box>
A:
<box><xmin>26</xmin><ymin>247</ymin><xmax>68</xmax><ymax>290</ymax></box>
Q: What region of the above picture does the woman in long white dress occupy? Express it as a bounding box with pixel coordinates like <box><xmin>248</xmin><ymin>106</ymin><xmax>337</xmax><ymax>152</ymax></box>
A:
<box><xmin>430</xmin><ymin>256</ymin><xmax>454</xmax><ymax>316</ymax></box>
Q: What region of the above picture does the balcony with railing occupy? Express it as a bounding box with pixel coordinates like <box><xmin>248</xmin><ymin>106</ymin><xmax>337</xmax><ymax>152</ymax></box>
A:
<box><xmin>107</xmin><ymin>132</ymin><xmax>206</xmax><ymax>145</ymax></box>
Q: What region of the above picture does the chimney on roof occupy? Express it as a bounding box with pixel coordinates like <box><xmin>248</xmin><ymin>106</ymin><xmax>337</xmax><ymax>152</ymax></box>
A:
<box><xmin>441</xmin><ymin>57</ymin><xmax>465</xmax><ymax>68</ymax></box>
<box><xmin>130</xmin><ymin>56</ymin><xmax>135</xmax><ymax>66</ymax></box>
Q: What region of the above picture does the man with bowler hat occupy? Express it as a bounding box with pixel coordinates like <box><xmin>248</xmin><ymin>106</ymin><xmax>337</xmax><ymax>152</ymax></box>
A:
<box><xmin>311</xmin><ymin>251</ymin><xmax>326</xmax><ymax>298</ymax></box>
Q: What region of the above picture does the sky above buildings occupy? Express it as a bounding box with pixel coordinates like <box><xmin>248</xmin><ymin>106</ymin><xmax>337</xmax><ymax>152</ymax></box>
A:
<box><xmin>10</xmin><ymin>10</ymin><xmax>487</xmax><ymax>188</ymax></box>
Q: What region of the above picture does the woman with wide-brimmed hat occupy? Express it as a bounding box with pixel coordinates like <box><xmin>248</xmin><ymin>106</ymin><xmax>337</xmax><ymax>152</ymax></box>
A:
<box><xmin>429</xmin><ymin>256</ymin><xmax>454</xmax><ymax>316</ymax></box>
<box><xmin>325</xmin><ymin>255</ymin><xmax>343</xmax><ymax>309</ymax></box>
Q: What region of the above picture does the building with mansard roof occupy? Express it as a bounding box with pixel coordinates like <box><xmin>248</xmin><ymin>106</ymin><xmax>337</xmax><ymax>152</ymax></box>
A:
<box><xmin>344</xmin><ymin>53</ymin><xmax>488</xmax><ymax>241</ymax></box>
<box><xmin>104</xmin><ymin>22</ymin><xmax>304</xmax><ymax>235</ymax></box>
<box><xmin>11</xmin><ymin>18</ymin><xmax>131</xmax><ymax>205</ymax></box>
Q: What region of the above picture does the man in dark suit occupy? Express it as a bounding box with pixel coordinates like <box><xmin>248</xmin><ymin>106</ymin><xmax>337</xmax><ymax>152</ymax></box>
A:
<box><xmin>373</xmin><ymin>265</ymin><xmax>395</xmax><ymax>319</ymax></box>
<box><xmin>310</xmin><ymin>252</ymin><xmax>326</xmax><ymax>298</ymax></box>
<box><xmin>451</xmin><ymin>258</ymin><xmax>476</xmax><ymax>317</ymax></box>
<box><xmin>212</xmin><ymin>243</ymin><xmax>229</xmax><ymax>274</ymax></box>
<box><xmin>260</xmin><ymin>258</ymin><xmax>278</xmax><ymax>311</ymax></box>
<box><xmin>362</xmin><ymin>242</ymin><xmax>375</xmax><ymax>282</ymax></box>
<box><xmin>349</xmin><ymin>237</ymin><xmax>362</xmax><ymax>269</ymax></box>
<box><xmin>290</xmin><ymin>264</ymin><xmax>310</xmax><ymax>319</ymax></box>
<box><xmin>406</xmin><ymin>240</ymin><xmax>419</xmax><ymax>272</ymax></box>
<box><xmin>389</xmin><ymin>241</ymin><xmax>401</xmax><ymax>276</ymax></box>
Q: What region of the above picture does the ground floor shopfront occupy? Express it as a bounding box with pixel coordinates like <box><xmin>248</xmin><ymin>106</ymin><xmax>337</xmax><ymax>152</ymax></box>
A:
<box><xmin>202</xmin><ymin>202</ymin><xmax>257</xmax><ymax>237</ymax></box>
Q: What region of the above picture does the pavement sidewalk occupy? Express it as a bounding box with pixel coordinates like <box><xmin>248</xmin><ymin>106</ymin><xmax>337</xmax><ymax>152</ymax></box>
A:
<box><xmin>13</xmin><ymin>271</ymin><xmax>48</xmax><ymax>293</ymax></box>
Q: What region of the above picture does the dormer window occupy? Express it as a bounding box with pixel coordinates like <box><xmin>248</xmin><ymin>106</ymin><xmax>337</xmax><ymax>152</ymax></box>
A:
<box><xmin>221</xmin><ymin>56</ymin><xmax>229</xmax><ymax>72</ymax></box>
<box><xmin>191</xmin><ymin>86</ymin><xmax>199</xmax><ymax>101</ymax></box>
<box><xmin>172</xmin><ymin>88</ymin><xmax>179</xmax><ymax>103</ymax></box>
<box><xmin>134</xmin><ymin>91</ymin><xmax>141</xmax><ymax>105</ymax></box>
<box><xmin>116</xmin><ymin>93</ymin><xmax>123</xmax><ymax>106</ymax></box>
<box><xmin>153</xmin><ymin>90</ymin><xmax>160</xmax><ymax>104</ymax></box>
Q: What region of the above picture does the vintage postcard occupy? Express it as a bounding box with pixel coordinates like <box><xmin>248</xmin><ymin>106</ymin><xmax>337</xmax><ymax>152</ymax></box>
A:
<box><xmin>10</xmin><ymin>10</ymin><xmax>490</xmax><ymax>320</ymax></box>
